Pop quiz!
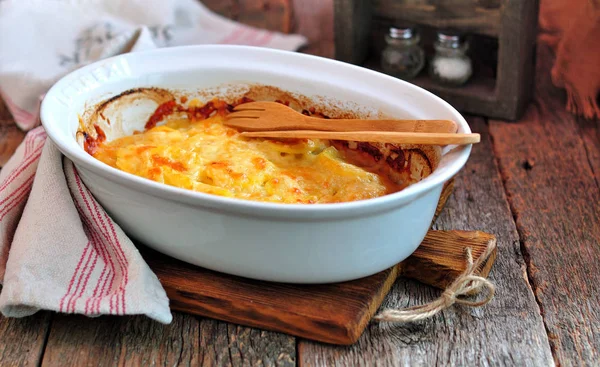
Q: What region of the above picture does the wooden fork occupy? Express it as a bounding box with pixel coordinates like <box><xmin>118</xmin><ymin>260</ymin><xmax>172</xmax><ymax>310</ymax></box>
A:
<box><xmin>224</xmin><ymin>101</ymin><xmax>458</xmax><ymax>133</ymax></box>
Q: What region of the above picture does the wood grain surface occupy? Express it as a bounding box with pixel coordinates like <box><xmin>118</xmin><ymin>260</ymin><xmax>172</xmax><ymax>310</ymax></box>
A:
<box><xmin>198</xmin><ymin>321</ymin><xmax>295</xmax><ymax>366</ymax></box>
<box><xmin>0</xmin><ymin>99</ymin><xmax>25</xmax><ymax>167</ymax></box>
<box><xmin>0</xmin><ymin>309</ymin><xmax>51</xmax><ymax>367</ymax></box>
<box><xmin>202</xmin><ymin>0</ymin><xmax>293</xmax><ymax>33</ymax></box>
<box><xmin>488</xmin><ymin>43</ymin><xmax>600</xmax><ymax>365</ymax></box>
<box><xmin>43</xmin><ymin>314</ymin><xmax>296</xmax><ymax>367</ymax></box>
<box><xmin>579</xmin><ymin>115</ymin><xmax>600</xmax><ymax>187</ymax></box>
<box><xmin>333</xmin><ymin>0</ymin><xmax>371</xmax><ymax>64</ymax></box>
<box><xmin>42</xmin><ymin>313</ymin><xmax>200</xmax><ymax>366</ymax></box>
<box><xmin>372</xmin><ymin>0</ymin><xmax>501</xmax><ymax>37</ymax></box>
<box><xmin>298</xmin><ymin>117</ymin><xmax>554</xmax><ymax>366</ymax></box>
<box><xmin>401</xmin><ymin>230</ymin><xmax>496</xmax><ymax>290</ymax></box>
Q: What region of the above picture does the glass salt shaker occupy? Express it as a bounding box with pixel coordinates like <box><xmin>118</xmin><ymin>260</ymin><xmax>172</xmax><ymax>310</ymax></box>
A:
<box><xmin>429</xmin><ymin>31</ymin><xmax>473</xmax><ymax>87</ymax></box>
<box><xmin>381</xmin><ymin>27</ymin><xmax>425</xmax><ymax>80</ymax></box>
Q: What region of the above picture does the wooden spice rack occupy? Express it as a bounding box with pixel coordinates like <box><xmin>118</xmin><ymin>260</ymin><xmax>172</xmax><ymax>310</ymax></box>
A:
<box><xmin>334</xmin><ymin>0</ymin><xmax>539</xmax><ymax>121</ymax></box>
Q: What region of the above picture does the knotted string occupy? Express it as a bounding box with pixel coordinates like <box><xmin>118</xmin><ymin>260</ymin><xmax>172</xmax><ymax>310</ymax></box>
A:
<box><xmin>374</xmin><ymin>242</ymin><xmax>496</xmax><ymax>323</ymax></box>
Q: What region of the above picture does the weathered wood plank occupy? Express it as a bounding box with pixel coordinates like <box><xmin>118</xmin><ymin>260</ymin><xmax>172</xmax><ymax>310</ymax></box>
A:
<box><xmin>333</xmin><ymin>0</ymin><xmax>372</xmax><ymax>64</ymax></box>
<box><xmin>0</xmin><ymin>311</ymin><xmax>52</xmax><ymax>367</ymax></box>
<box><xmin>199</xmin><ymin>320</ymin><xmax>295</xmax><ymax>366</ymax></box>
<box><xmin>0</xmin><ymin>98</ymin><xmax>25</xmax><ymax>167</ymax></box>
<box><xmin>489</xmin><ymin>43</ymin><xmax>600</xmax><ymax>365</ymax></box>
<box><xmin>578</xmin><ymin>116</ymin><xmax>600</xmax><ymax>189</ymax></box>
<box><xmin>42</xmin><ymin>312</ymin><xmax>296</xmax><ymax>366</ymax></box>
<box><xmin>494</xmin><ymin>0</ymin><xmax>540</xmax><ymax>121</ymax></box>
<box><xmin>373</xmin><ymin>0</ymin><xmax>501</xmax><ymax>37</ymax></box>
<box><xmin>42</xmin><ymin>313</ymin><xmax>200</xmax><ymax>366</ymax></box>
<box><xmin>0</xmin><ymin>96</ymin><xmax>12</xmax><ymax>120</ymax></box>
<box><xmin>201</xmin><ymin>0</ymin><xmax>292</xmax><ymax>33</ymax></box>
<box><xmin>299</xmin><ymin>117</ymin><xmax>553</xmax><ymax>366</ymax></box>
<box><xmin>0</xmin><ymin>122</ymin><xmax>24</xmax><ymax>167</ymax></box>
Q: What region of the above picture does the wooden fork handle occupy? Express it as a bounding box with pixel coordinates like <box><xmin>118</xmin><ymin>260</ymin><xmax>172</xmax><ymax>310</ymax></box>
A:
<box><xmin>241</xmin><ymin>130</ymin><xmax>480</xmax><ymax>145</ymax></box>
<box><xmin>291</xmin><ymin>117</ymin><xmax>458</xmax><ymax>133</ymax></box>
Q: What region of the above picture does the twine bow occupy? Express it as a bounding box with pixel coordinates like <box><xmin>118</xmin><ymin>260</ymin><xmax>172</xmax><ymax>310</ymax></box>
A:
<box><xmin>374</xmin><ymin>243</ymin><xmax>496</xmax><ymax>323</ymax></box>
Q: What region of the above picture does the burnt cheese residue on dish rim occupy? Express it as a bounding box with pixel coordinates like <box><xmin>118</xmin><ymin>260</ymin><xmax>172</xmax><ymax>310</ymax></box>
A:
<box><xmin>78</xmin><ymin>86</ymin><xmax>441</xmax><ymax>204</ymax></box>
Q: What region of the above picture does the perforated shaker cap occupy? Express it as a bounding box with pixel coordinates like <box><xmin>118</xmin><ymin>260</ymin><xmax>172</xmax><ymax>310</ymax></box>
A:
<box><xmin>436</xmin><ymin>31</ymin><xmax>465</xmax><ymax>48</ymax></box>
<box><xmin>388</xmin><ymin>27</ymin><xmax>416</xmax><ymax>39</ymax></box>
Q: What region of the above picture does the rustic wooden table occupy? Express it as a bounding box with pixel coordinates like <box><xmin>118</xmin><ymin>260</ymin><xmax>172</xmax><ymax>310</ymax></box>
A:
<box><xmin>1</xmin><ymin>7</ymin><xmax>599</xmax><ymax>366</ymax></box>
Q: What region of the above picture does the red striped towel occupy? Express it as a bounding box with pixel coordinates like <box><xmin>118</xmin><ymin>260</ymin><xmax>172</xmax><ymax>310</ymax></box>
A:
<box><xmin>0</xmin><ymin>129</ymin><xmax>171</xmax><ymax>322</ymax></box>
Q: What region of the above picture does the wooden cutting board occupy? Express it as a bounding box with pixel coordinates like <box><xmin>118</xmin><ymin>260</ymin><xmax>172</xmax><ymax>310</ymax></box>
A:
<box><xmin>142</xmin><ymin>180</ymin><xmax>498</xmax><ymax>345</ymax></box>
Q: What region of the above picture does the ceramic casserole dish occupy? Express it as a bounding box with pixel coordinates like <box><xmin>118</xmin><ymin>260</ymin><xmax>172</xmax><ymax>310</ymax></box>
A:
<box><xmin>40</xmin><ymin>45</ymin><xmax>472</xmax><ymax>283</ymax></box>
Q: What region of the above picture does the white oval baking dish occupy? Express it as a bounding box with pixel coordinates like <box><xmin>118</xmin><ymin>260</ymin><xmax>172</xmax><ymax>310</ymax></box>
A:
<box><xmin>40</xmin><ymin>45</ymin><xmax>472</xmax><ymax>283</ymax></box>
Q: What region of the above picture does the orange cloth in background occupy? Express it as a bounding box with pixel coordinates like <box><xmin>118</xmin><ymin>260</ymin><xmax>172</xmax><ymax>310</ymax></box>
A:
<box><xmin>539</xmin><ymin>0</ymin><xmax>600</xmax><ymax>120</ymax></box>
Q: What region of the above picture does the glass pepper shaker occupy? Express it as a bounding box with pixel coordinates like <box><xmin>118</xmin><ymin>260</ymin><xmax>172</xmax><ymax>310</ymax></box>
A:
<box><xmin>381</xmin><ymin>27</ymin><xmax>425</xmax><ymax>80</ymax></box>
<box><xmin>429</xmin><ymin>31</ymin><xmax>473</xmax><ymax>87</ymax></box>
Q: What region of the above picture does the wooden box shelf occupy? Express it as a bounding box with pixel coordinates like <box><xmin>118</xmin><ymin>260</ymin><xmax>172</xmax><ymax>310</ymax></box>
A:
<box><xmin>334</xmin><ymin>0</ymin><xmax>540</xmax><ymax>121</ymax></box>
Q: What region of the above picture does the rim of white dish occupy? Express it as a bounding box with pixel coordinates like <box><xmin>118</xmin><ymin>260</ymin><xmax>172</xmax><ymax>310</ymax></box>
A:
<box><xmin>41</xmin><ymin>44</ymin><xmax>472</xmax><ymax>218</ymax></box>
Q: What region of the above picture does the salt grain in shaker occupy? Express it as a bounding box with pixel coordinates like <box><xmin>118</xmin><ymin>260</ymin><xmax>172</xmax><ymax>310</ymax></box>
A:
<box><xmin>429</xmin><ymin>31</ymin><xmax>472</xmax><ymax>87</ymax></box>
<box><xmin>381</xmin><ymin>27</ymin><xmax>425</xmax><ymax>80</ymax></box>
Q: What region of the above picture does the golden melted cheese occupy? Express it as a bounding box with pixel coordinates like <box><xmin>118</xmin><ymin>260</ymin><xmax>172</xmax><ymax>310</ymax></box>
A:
<box><xmin>91</xmin><ymin>114</ymin><xmax>390</xmax><ymax>204</ymax></box>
